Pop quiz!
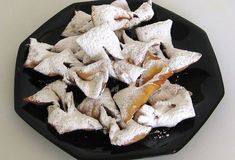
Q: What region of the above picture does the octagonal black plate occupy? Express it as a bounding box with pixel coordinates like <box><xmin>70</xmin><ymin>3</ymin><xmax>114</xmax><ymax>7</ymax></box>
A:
<box><xmin>14</xmin><ymin>0</ymin><xmax>224</xmax><ymax>159</ymax></box>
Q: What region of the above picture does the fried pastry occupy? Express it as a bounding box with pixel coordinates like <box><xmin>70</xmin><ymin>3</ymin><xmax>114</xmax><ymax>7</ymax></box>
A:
<box><xmin>135</xmin><ymin>80</ymin><xmax>195</xmax><ymax>128</ymax></box>
<box><xmin>121</xmin><ymin>39</ymin><xmax>160</xmax><ymax>66</ymax></box>
<box><xmin>48</xmin><ymin>92</ymin><xmax>102</xmax><ymax>134</ymax></box>
<box><xmin>23</xmin><ymin>0</ymin><xmax>202</xmax><ymax>146</ymax></box>
<box><xmin>53</xmin><ymin>36</ymin><xmax>80</xmax><ymax>53</ymax></box>
<box><xmin>24</xmin><ymin>38</ymin><xmax>55</xmax><ymax>68</ymax></box>
<box><xmin>99</xmin><ymin>107</ymin><xmax>151</xmax><ymax>146</ymax></box>
<box><xmin>112</xmin><ymin>60</ymin><xmax>145</xmax><ymax>84</ymax></box>
<box><xmin>24</xmin><ymin>80</ymin><xmax>67</xmax><ymax>107</ymax></box>
<box><xmin>34</xmin><ymin>49</ymin><xmax>81</xmax><ymax>77</ymax></box>
<box><xmin>120</xmin><ymin>30</ymin><xmax>135</xmax><ymax>44</ymax></box>
<box><xmin>113</xmin><ymin>71</ymin><xmax>173</xmax><ymax>123</ymax></box>
<box><xmin>136</xmin><ymin>19</ymin><xmax>173</xmax><ymax>48</ymax></box>
<box><xmin>91</xmin><ymin>5</ymin><xmax>133</xmax><ymax>31</ymax></box>
<box><xmin>111</xmin><ymin>0</ymin><xmax>131</xmax><ymax>11</ymax></box>
<box><xmin>76</xmin><ymin>25</ymin><xmax>123</xmax><ymax>60</ymax></box>
<box><xmin>74</xmin><ymin>50</ymin><xmax>86</xmax><ymax>61</ymax></box>
<box><xmin>24</xmin><ymin>87</ymin><xmax>59</xmax><ymax>106</ymax></box>
<box><xmin>125</xmin><ymin>0</ymin><xmax>154</xmax><ymax>28</ymax></box>
<box><xmin>78</xmin><ymin>88</ymin><xmax>121</xmax><ymax>120</ymax></box>
<box><xmin>62</xmin><ymin>10</ymin><xmax>93</xmax><ymax>37</ymax></box>
<box><xmin>65</xmin><ymin>59</ymin><xmax>109</xmax><ymax>99</ymax></box>
<box><xmin>166</xmin><ymin>47</ymin><xmax>202</xmax><ymax>73</ymax></box>
<box><xmin>139</xmin><ymin>53</ymin><xmax>169</xmax><ymax>85</ymax></box>
<box><xmin>139</xmin><ymin>46</ymin><xmax>201</xmax><ymax>85</ymax></box>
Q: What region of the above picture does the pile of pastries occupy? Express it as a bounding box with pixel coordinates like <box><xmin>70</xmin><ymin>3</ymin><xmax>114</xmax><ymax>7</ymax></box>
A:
<box><xmin>24</xmin><ymin>0</ymin><xmax>202</xmax><ymax>146</ymax></box>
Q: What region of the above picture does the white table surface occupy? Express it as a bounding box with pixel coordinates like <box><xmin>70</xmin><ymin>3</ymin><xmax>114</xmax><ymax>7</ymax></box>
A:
<box><xmin>0</xmin><ymin>0</ymin><xmax>234</xmax><ymax>159</ymax></box>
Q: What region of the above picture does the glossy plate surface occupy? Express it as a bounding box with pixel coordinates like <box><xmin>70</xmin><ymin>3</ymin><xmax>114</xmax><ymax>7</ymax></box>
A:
<box><xmin>14</xmin><ymin>0</ymin><xmax>224</xmax><ymax>159</ymax></box>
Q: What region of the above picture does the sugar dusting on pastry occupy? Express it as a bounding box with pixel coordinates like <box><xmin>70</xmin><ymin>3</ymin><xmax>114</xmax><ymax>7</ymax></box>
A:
<box><xmin>91</xmin><ymin>5</ymin><xmax>133</xmax><ymax>31</ymax></box>
<box><xmin>76</xmin><ymin>25</ymin><xmax>123</xmax><ymax>59</ymax></box>
<box><xmin>23</xmin><ymin>0</ymin><xmax>202</xmax><ymax>146</ymax></box>
<box><xmin>62</xmin><ymin>10</ymin><xmax>93</xmax><ymax>37</ymax></box>
<box><xmin>121</xmin><ymin>39</ymin><xmax>160</xmax><ymax>66</ymax></box>
<box><xmin>111</xmin><ymin>0</ymin><xmax>131</xmax><ymax>11</ymax></box>
<box><xmin>112</xmin><ymin>60</ymin><xmax>145</xmax><ymax>84</ymax></box>
<box><xmin>48</xmin><ymin>92</ymin><xmax>102</xmax><ymax>134</ymax></box>
<box><xmin>24</xmin><ymin>80</ymin><xmax>66</xmax><ymax>104</ymax></box>
<box><xmin>34</xmin><ymin>49</ymin><xmax>81</xmax><ymax>77</ymax></box>
<box><xmin>135</xmin><ymin>80</ymin><xmax>195</xmax><ymax>128</ymax></box>
<box><xmin>65</xmin><ymin>59</ymin><xmax>109</xmax><ymax>99</ymax></box>
<box><xmin>125</xmin><ymin>0</ymin><xmax>154</xmax><ymax>28</ymax></box>
<box><xmin>53</xmin><ymin>36</ymin><xmax>80</xmax><ymax>53</ymax></box>
<box><xmin>24</xmin><ymin>38</ymin><xmax>56</xmax><ymax>68</ymax></box>
<box><xmin>136</xmin><ymin>19</ymin><xmax>173</xmax><ymax>48</ymax></box>
<box><xmin>78</xmin><ymin>88</ymin><xmax>121</xmax><ymax>121</ymax></box>
<box><xmin>99</xmin><ymin>106</ymin><xmax>151</xmax><ymax>146</ymax></box>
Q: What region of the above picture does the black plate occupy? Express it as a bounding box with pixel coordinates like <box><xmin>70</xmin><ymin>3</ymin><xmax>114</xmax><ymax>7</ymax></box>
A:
<box><xmin>14</xmin><ymin>0</ymin><xmax>224</xmax><ymax>159</ymax></box>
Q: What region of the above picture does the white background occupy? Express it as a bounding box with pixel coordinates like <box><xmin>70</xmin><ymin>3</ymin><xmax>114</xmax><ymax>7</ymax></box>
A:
<box><xmin>0</xmin><ymin>0</ymin><xmax>234</xmax><ymax>159</ymax></box>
